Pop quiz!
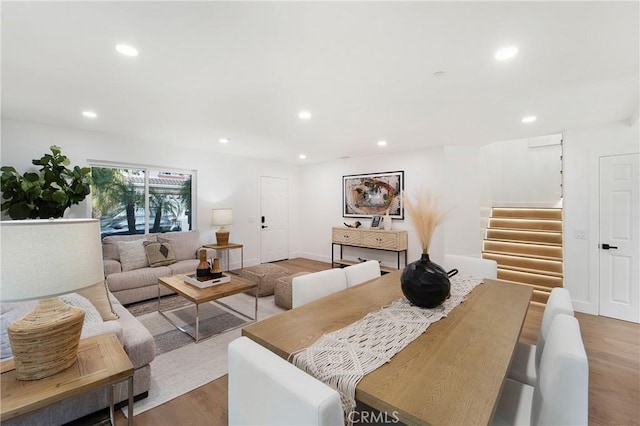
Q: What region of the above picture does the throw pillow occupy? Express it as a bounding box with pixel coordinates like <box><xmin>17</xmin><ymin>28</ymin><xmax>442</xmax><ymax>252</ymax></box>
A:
<box><xmin>158</xmin><ymin>231</ymin><xmax>202</xmax><ymax>261</ymax></box>
<box><xmin>77</xmin><ymin>282</ymin><xmax>119</xmax><ymax>321</ymax></box>
<box><xmin>60</xmin><ymin>293</ymin><xmax>103</xmax><ymax>325</ymax></box>
<box><xmin>0</xmin><ymin>300</ymin><xmax>37</xmax><ymax>360</ymax></box>
<box><xmin>117</xmin><ymin>239</ymin><xmax>149</xmax><ymax>272</ymax></box>
<box><xmin>144</xmin><ymin>241</ymin><xmax>177</xmax><ymax>267</ymax></box>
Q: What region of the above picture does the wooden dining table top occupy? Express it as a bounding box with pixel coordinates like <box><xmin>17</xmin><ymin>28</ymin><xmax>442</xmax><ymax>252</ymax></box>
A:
<box><xmin>242</xmin><ymin>270</ymin><xmax>532</xmax><ymax>426</ymax></box>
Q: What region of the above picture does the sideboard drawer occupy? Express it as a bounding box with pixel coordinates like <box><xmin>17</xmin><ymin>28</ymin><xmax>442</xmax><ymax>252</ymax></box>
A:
<box><xmin>332</xmin><ymin>228</ymin><xmax>363</xmax><ymax>245</ymax></box>
<box><xmin>362</xmin><ymin>231</ymin><xmax>399</xmax><ymax>249</ymax></box>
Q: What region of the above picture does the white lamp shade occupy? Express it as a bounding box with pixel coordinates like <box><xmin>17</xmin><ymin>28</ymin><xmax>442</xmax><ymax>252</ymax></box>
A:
<box><xmin>211</xmin><ymin>208</ymin><xmax>233</xmax><ymax>226</ymax></box>
<box><xmin>0</xmin><ymin>219</ymin><xmax>104</xmax><ymax>302</ymax></box>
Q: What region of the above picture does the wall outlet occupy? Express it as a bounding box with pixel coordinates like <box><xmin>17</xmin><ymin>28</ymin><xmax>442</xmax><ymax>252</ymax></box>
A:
<box><xmin>574</xmin><ymin>229</ymin><xmax>588</xmax><ymax>239</ymax></box>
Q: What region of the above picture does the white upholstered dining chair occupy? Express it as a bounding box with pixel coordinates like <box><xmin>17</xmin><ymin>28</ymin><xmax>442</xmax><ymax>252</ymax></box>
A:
<box><xmin>228</xmin><ymin>337</ymin><xmax>344</xmax><ymax>426</ymax></box>
<box><xmin>443</xmin><ymin>254</ymin><xmax>498</xmax><ymax>279</ymax></box>
<box><xmin>344</xmin><ymin>260</ymin><xmax>381</xmax><ymax>287</ymax></box>
<box><xmin>492</xmin><ymin>313</ymin><xmax>588</xmax><ymax>426</ymax></box>
<box><xmin>292</xmin><ymin>268</ymin><xmax>348</xmax><ymax>308</ymax></box>
<box><xmin>508</xmin><ymin>287</ymin><xmax>574</xmax><ymax>386</ymax></box>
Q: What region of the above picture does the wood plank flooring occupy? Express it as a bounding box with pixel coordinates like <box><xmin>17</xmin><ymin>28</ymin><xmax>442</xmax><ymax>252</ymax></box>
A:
<box><xmin>108</xmin><ymin>258</ymin><xmax>639</xmax><ymax>426</ymax></box>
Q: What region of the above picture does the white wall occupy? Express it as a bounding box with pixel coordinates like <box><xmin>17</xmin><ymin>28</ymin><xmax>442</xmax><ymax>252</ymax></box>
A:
<box><xmin>298</xmin><ymin>146</ymin><xmax>470</xmax><ymax>269</ymax></box>
<box><xmin>479</xmin><ymin>135</ymin><xmax>563</xmax><ymax>208</ymax></box>
<box><xmin>1</xmin><ymin>119</ymin><xmax>303</xmax><ymax>269</ymax></box>
<box><xmin>562</xmin><ymin>120</ymin><xmax>639</xmax><ymax>315</ymax></box>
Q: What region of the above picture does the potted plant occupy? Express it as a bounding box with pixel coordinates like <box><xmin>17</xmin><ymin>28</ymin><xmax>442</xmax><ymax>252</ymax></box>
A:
<box><xmin>1</xmin><ymin>145</ymin><xmax>92</xmax><ymax>219</ymax></box>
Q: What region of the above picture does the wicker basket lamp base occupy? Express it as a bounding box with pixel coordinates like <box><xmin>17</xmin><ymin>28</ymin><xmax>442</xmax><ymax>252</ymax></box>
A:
<box><xmin>8</xmin><ymin>297</ymin><xmax>85</xmax><ymax>381</ymax></box>
<box><xmin>215</xmin><ymin>230</ymin><xmax>230</xmax><ymax>246</ymax></box>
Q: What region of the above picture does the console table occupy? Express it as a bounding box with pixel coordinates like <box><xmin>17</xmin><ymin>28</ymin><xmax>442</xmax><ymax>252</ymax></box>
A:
<box><xmin>332</xmin><ymin>227</ymin><xmax>408</xmax><ymax>270</ymax></box>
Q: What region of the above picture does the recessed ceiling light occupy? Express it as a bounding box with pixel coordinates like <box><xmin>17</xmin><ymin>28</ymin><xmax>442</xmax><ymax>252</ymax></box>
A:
<box><xmin>494</xmin><ymin>46</ymin><xmax>518</xmax><ymax>61</ymax></box>
<box><xmin>116</xmin><ymin>44</ymin><xmax>139</xmax><ymax>57</ymax></box>
<box><xmin>522</xmin><ymin>116</ymin><xmax>537</xmax><ymax>123</ymax></box>
<box><xmin>377</xmin><ymin>140</ymin><xmax>387</xmax><ymax>147</ymax></box>
<box><xmin>299</xmin><ymin>154</ymin><xmax>307</xmax><ymax>159</ymax></box>
<box><xmin>219</xmin><ymin>138</ymin><xmax>230</xmax><ymax>144</ymax></box>
<box><xmin>82</xmin><ymin>110</ymin><xmax>97</xmax><ymax>119</ymax></box>
<box><xmin>298</xmin><ymin>110</ymin><xmax>312</xmax><ymax>120</ymax></box>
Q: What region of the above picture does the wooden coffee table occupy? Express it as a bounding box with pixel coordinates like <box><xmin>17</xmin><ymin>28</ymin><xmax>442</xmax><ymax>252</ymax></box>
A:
<box><xmin>158</xmin><ymin>274</ymin><xmax>258</xmax><ymax>343</ymax></box>
<box><xmin>1</xmin><ymin>332</ymin><xmax>134</xmax><ymax>425</ymax></box>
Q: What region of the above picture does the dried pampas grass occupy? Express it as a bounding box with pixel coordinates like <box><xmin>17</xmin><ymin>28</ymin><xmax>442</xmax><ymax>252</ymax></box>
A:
<box><xmin>404</xmin><ymin>189</ymin><xmax>447</xmax><ymax>254</ymax></box>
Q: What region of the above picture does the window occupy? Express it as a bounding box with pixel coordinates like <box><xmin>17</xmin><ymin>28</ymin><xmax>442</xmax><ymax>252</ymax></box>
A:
<box><xmin>91</xmin><ymin>165</ymin><xmax>193</xmax><ymax>238</ymax></box>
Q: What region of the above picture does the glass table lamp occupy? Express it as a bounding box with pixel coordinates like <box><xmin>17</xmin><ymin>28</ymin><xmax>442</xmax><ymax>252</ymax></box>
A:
<box><xmin>0</xmin><ymin>219</ymin><xmax>104</xmax><ymax>380</ymax></box>
<box><xmin>211</xmin><ymin>208</ymin><xmax>233</xmax><ymax>245</ymax></box>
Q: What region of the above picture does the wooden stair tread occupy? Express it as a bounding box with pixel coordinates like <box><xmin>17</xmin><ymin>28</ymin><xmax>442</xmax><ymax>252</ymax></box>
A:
<box><xmin>497</xmin><ymin>264</ymin><xmax>563</xmax><ymax>278</ymax></box>
<box><xmin>482</xmin><ymin>249</ymin><xmax>562</xmax><ymax>261</ymax></box>
<box><xmin>492</xmin><ymin>208</ymin><xmax>562</xmax><ymax>220</ymax></box>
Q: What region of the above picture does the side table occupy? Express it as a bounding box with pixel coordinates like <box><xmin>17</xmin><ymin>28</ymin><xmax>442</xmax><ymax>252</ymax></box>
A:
<box><xmin>204</xmin><ymin>242</ymin><xmax>244</xmax><ymax>273</ymax></box>
<box><xmin>1</xmin><ymin>332</ymin><xmax>134</xmax><ymax>425</ymax></box>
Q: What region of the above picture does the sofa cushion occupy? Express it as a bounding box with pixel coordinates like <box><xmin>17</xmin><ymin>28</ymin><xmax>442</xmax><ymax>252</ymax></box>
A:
<box><xmin>158</xmin><ymin>231</ymin><xmax>201</xmax><ymax>261</ymax></box>
<box><xmin>112</xmin><ymin>303</ymin><xmax>155</xmax><ymax>369</ymax></box>
<box><xmin>106</xmin><ymin>266</ymin><xmax>172</xmax><ymax>293</ymax></box>
<box><xmin>144</xmin><ymin>241</ymin><xmax>177</xmax><ymax>267</ymax></box>
<box><xmin>103</xmin><ymin>234</ymin><xmax>157</xmax><ymax>262</ymax></box>
<box><xmin>77</xmin><ymin>282</ymin><xmax>118</xmax><ymax>321</ymax></box>
<box><xmin>117</xmin><ymin>239</ymin><xmax>150</xmax><ymax>272</ymax></box>
<box><xmin>168</xmin><ymin>259</ymin><xmax>200</xmax><ymax>276</ymax></box>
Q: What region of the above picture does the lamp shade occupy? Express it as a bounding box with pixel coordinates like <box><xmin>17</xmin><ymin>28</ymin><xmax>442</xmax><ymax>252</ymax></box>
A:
<box><xmin>0</xmin><ymin>219</ymin><xmax>104</xmax><ymax>302</ymax></box>
<box><xmin>211</xmin><ymin>208</ymin><xmax>233</xmax><ymax>226</ymax></box>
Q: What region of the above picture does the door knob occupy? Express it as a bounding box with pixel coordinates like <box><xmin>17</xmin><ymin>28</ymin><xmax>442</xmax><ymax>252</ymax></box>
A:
<box><xmin>262</xmin><ymin>225</ymin><xmax>268</xmax><ymax>229</ymax></box>
<box><xmin>601</xmin><ymin>243</ymin><xmax>618</xmax><ymax>250</ymax></box>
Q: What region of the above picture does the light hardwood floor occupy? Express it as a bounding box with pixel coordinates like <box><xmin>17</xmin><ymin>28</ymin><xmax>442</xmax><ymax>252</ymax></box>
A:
<box><xmin>109</xmin><ymin>258</ymin><xmax>639</xmax><ymax>426</ymax></box>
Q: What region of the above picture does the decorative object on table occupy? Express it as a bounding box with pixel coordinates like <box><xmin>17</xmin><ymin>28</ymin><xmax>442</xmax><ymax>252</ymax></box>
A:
<box><xmin>343</xmin><ymin>171</ymin><xmax>404</xmax><ymax>219</ymax></box>
<box><xmin>196</xmin><ymin>249</ymin><xmax>211</xmax><ymax>281</ymax></box>
<box><xmin>400</xmin><ymin>190</ymin><xmax>452</xmax><ymax>308</ymax></box>
<box><xmin>343</xmin><ymin>220</ymin><xmax>361</xmax><ymax>228</ymax></box>
<box><xmin>211</xmin><ymin>208</ymin><xmax>233</xmax><ymax>245</ymax></box>
<box><xmin>183</xmin><ymin>272</ymin><xmax>231</xmax><ymax>288</ymax></box>
<box><xmin>0</xmin><ymin>219</ymin><xmax>104</xmax><ymax>380</ymax></box>
<box><xmin>210</xmin><ymin>257</ymin><xmax>223</xmax><ymax>279</ymax></box>
<box><xmin>0</xmin><ymin>145</ymin><xmax>92</xmax><ymax>219</ymax></box>
<box><xmin>370</xmin><ymin>215</ymin><xmax>382</xmax><ymax>229</ymax></box>
<box><xmin>383</xmin><ymin>208</ymin><xmax>392</xmax><ymax>230</ymax></box>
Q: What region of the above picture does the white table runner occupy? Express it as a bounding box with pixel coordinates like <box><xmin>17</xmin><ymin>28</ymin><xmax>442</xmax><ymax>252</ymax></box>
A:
<box><xmin>291</xmin><ymin>275</ymin><xmax>483</xmax><ymax>424</ymax></box>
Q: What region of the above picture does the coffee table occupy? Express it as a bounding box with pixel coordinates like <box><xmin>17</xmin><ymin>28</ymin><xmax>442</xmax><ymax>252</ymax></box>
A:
<box><xmin>158</xmin><ymin>273</ymin><xmax>258</xmax><ymax>343</ymax></box>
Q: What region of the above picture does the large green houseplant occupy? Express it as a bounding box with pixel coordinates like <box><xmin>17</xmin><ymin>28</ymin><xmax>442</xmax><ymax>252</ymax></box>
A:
<box><xmin>1</xmin><ymin>146</ymin><xmax>92</xmax><ymax>219</ymax></box>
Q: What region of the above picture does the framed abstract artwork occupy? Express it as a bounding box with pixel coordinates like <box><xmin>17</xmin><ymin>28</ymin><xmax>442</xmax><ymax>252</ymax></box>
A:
<box><xmin>343</xmin><ymin>171</ymin><xmax>404</xmax><ymax>219</ymax></box>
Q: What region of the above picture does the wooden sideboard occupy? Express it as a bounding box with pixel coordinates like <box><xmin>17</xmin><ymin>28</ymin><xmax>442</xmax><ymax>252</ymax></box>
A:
<box><xmin>331</xmin><ymin>226</ymin><xmax>408</xmax><ymax>270</ymax></box>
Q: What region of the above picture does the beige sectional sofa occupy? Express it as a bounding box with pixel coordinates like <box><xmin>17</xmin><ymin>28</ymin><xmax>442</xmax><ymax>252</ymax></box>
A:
<box><xmin>1</xmin><ymin>285</ymin><xmax>154</xmax><ymax>425</ymax></box>
<box><xmin>102</xmin><ymin>230</ymin><xmax>214</xmax><ymax>305</ymax></box>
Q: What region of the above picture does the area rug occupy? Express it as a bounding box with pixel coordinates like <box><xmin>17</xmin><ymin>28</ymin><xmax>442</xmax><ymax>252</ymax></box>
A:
<box><xmin>121</xmin><ymin>293</ymin><xmax>284</xmax><ymax>417</ymax></box>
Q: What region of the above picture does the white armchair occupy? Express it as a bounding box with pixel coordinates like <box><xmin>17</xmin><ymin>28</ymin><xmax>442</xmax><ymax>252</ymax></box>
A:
<box><xmin>292</xmin><ymin>268</ymin><xmax>348</xmax><ymax>308</ymax></box>
<box><xmin>443</xmin><ymin>254</ymin><xmax>498</xmax><ymax>279</ymax></box>
<box><xmin>344</xmin><ymin>260</ymin><xmax>381</xmax><ymax>287</ymax></box>
<box><xmin>508</xmin><ymin>287</ymin><xmax>574</xmax><ymax>386</ymax></box>
<box><xmin>228</xmin><ymin>337</ymin><xmax>344</xmax><ymax>426</ymax></box>
<box><xmin>493</xmin><ymin>314</ymin><xmax>588</xmax><ymax>426</ymax></box>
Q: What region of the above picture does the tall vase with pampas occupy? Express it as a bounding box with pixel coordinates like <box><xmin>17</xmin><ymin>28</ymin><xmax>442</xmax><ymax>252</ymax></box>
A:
<box><xmin>400</xmin><ymin>190</ymin><xmax>456</xmax><ymax>308</ymax></box>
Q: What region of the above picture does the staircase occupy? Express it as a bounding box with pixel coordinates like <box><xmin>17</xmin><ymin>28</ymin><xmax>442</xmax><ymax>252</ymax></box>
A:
<box><xmin>482</xmin><ymin>207</ymin><xmax>563</xmax><ymax>305</ymax></box>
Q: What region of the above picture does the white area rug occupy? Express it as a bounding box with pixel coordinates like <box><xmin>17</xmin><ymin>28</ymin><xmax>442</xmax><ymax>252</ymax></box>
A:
<box><xmin>122</xmin><ymin>293</ymin><xmax>284</xmax><ymax>417</ymax></box>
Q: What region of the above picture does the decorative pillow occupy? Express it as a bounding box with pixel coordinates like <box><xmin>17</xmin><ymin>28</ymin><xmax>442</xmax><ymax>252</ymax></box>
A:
<box><xmin>60</xmin><ymin>293</ymin><xmax>103</xmax><ymax>326</ymax></box>
<box><xmin>77</xmin><ymin>282</ymin><xmax>119</xmax><ymax>321</ymax></box>
<box><xmin>103</xmin><ymin>234</ymin><xmax>157</xmax><ymax>262</ymax></box>
<box><xmin>1</xmin><ymin>301</ymin><xmax>37</xmax><ymax>360</ymax></box>
<box><xmin>158</xmin><ymin>231</ymin><xmax>202</xmax><ymax>261</ymax></box>
<box><xmin>144</xmin><ymin>241</ymin><xmax>177</xmax><ymax>267</ymax></box>
<box><xmin>117</xmin><ymin>239</ymin><xmax>149</xmax><ymax>272</ymax></box>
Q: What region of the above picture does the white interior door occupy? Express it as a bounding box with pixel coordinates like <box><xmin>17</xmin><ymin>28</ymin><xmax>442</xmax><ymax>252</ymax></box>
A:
<box><xmin>599</xmin><ymin>153</ymin><xmax>639</xmax><ymax>323</ymax></box>
<box><xmin>260</xmin><ymin>176</ymin><xmax>289</xmax><ymax>263</ymax></box>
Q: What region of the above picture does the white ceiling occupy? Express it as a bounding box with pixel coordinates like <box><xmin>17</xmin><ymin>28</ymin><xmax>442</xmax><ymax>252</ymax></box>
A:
<box><xmin>2</xmin><ymin>1</ymin><xmax>638</xmax><ymax>164</ymax></box>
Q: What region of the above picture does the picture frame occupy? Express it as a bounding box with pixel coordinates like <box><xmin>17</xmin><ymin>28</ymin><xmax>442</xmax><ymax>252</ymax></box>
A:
<box><xmin>370</xmin><ymin>215</ymin><xmax>382</xmax><ymax>228</ymax></box>
<box><xmin>343</xmin><ymin>171</ymin><xmax>404</xmax><ymax>219</ymax></box>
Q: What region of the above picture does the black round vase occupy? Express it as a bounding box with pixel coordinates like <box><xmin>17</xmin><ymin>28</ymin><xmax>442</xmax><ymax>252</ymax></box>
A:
<box><xmin>400</xmin><ymin>253</ymin><xmax>451</xmax><ymax>308</ymax></box>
